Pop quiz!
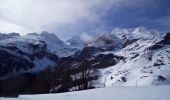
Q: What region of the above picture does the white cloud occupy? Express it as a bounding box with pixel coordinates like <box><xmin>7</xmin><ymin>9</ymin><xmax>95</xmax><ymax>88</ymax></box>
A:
<box><xmin>80</xmin><ymin>33</ymin><xmax>93</xmax><ymax>42</ymax></box>
<box><xmin>0</xmin><ymin>0</ymin><xmax>122</xmax><ymax>34</ymax></box>
<box><xmin>0</xmin><ymin>19</ymin><xmax>29</xmax><ymax>35</ymax></box>
<box><xmin>0</xmin><ymin>0</ymin><xmax>152</xmax><ymax>37</ymax></box>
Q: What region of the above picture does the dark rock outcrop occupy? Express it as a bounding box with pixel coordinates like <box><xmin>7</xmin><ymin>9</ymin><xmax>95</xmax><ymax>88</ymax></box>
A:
<box><xmin>148</xmin><ymin>32</ymin><xmax>170</xmax><ymax>50</ymax></box>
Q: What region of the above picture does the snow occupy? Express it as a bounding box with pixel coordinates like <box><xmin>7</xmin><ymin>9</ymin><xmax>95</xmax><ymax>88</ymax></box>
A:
<box><xmin>1</xmin><ymin>85</ymin><xmax>170</xmax><ymax>100</ymax></box>
<box><xmin>112</xmin><ymin>27</ymin><xmax>161</xmax><ymax>40</ymax></box>
<box><xmin>26</xmin><ymin>31</ymin><xmax>75</xmax><ymax>57</ymax></box>
<box><xmin>96</xmin><ymin>27</ymin><xmax>170</xmax><ymax>87</ymax></box>
<box><xmin>0</xmin><ymin>31</ymin><xmax>79</xmax><ymax>57</ymax></box>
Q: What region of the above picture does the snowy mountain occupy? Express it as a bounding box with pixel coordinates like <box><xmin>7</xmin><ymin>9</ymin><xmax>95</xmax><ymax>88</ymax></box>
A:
<box><xmin>100</xmin><ymin>28</ymin><xmax>170</xmax><ymax>86</ymax></box>
<box><xmin>0</xmin><ymin>31</ymin><xmax>79</xmax><ymax>78</ymax></box>
<box><xmin>0</xmin><ymin>27</ymin><xmax>170</xmax><ymax>96</ymax></box>
<box><xmin>55</xmin><ymin>27</ymin><xmax>169</xmax><ymax>88</ymax></box>
<box><xmin>26</xmin><ymin>31</ymin><xmax>77</xmax><ymax>57</ymax></box>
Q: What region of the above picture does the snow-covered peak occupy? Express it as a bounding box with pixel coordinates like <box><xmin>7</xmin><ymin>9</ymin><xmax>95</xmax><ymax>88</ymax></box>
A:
<box><xmin>112</xmin><ymin>27</ymin><xmax>161</xmax><ymax>41</ymax></box>
<box><xmin>0</xmin><ymin>32</ymin><xmax>20</xmax><ymax>36</ymax></box>
<box><xmin>25</xmin><ymin>31</ymin><xmax>78</xmax><ymax>57</ymax></box>
<box><xmin>0</xmin><ymin>31</ymin><xmax>78</xmax><ymax>57</ymax></box>
<box><xmin>40</xmin><ymin>31</ymin><xmax>63</xmax><ymax>43</ymax></box>
<box><xmin>0</xmin><ymin>32</ymin><xmax>20</xmax><ymax>40</ymax></box>
<box><xmin>27</xmin><ymin>31</ymin><xmax>65</xmax><ymax>45</ymax></box>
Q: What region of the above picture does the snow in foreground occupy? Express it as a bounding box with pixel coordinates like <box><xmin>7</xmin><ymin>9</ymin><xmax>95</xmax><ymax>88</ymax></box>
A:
<box><xmin>1</xmin><ymin>85</ymin><xmax>170</xmax><ymax>100</ymax></box>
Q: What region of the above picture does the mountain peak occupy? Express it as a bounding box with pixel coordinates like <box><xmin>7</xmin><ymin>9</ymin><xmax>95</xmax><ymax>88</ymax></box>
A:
<box><xmin>112</xmin><ymin>27</ymin><xmax>160</xmax><ymax>41</ymax></box>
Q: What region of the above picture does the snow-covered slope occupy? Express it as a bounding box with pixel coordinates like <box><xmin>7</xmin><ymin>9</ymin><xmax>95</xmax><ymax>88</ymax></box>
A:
<box><xmin>0</xmin><ymin>31</ymin><xmax>78</xmax><ymax>77</ymax></box>
<box><xmin>25</xmin><ymin>31</ymin><xmax>78</xmax><ymax>57</ymax></box>
<box><xmin>1</xmin><ymin>85</ymin><xmax>170</xmax><ymax>100</ymax></box>
<box><xmin>0</xmin><ymin>31</ymin><xmax>78</xmax><ymax>57</ymax></box>
<box><xmin>99</xmin><ymin>28</ymin><xmax>170</xmax><ymax>86</ymax></box>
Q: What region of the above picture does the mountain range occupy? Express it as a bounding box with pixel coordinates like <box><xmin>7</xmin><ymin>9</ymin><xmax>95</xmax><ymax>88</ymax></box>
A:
<box><xmin>0</xmin><ymin>27</ymin><xmax>170</xmax><ymax>96</ymax></box>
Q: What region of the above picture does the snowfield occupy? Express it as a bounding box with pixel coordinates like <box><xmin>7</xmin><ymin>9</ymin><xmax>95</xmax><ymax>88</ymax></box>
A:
<box><xmin>1</xmin><ymin>85</ymin><xmax>170</xmax><ymax>100</ymax></box>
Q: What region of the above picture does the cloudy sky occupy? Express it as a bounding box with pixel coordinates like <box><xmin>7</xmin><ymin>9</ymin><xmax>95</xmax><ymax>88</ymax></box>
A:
<box><xmin>0</xmin><ymin>0</ymin><xmax>170</xmax><ymax>39</ymax></box>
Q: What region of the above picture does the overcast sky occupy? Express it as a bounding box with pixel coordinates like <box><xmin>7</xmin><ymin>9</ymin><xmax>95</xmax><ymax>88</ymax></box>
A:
<box><xmin>0</xmin><ymin>0</ymin><xmax>170</xmax><ymax>39</ymax></box>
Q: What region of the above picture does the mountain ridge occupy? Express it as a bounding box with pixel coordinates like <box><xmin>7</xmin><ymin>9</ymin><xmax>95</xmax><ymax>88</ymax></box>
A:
<box><xmin>0</xmin><ymin>27</ymin><xmax>170</xmax><ymax>96</ymax></box>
